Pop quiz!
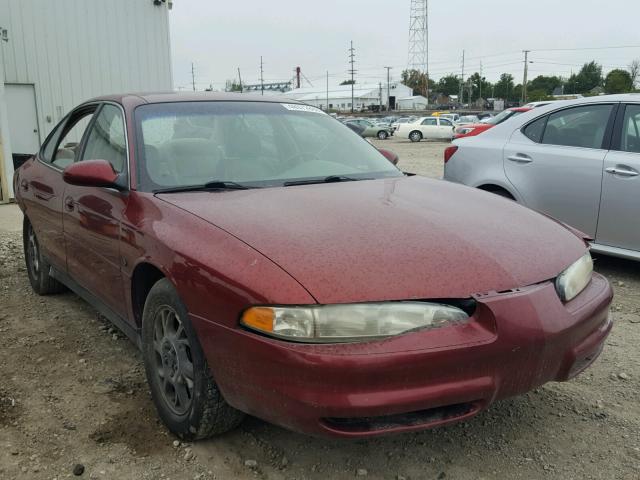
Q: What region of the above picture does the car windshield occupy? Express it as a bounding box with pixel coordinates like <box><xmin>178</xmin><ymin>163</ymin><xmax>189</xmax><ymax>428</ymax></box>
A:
<box><xmin>486</xmin><ymin>109</ymin><xmax>524</xmax><ymax>125</ymax></box>
<box><xmin>135</xmin><ymin>101</ymin><xmax>402</xmax><ymax>192</ymax></box>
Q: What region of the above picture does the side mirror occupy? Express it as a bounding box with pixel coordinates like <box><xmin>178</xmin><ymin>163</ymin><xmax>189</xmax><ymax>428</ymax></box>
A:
<box><xmin>378</xmin><ymin>148</ymin><xmax>399</xmax><ymax>166</ymax></box>
<box><xmin>63</xmin><ymin>160</ymin><xmax>121</xmax><ymax>189</ymax></box>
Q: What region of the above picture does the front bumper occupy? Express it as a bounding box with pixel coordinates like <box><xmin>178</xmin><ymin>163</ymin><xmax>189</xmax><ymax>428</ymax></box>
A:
<box><xmin>193</xmin><ymin>273</ymin><xmax>612</xmax><ymax>438</ymax></box>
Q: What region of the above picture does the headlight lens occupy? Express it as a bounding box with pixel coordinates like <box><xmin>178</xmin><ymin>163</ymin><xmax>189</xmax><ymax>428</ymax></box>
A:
<box><xmin>555</xmin><ymin>252</ymin><xmax>593</xmax><ymax>302</ymax></box>
<box><xmin>241</xmin><ymin>302</ymin><xmax>470</xmax><ymax>343</ymax></box>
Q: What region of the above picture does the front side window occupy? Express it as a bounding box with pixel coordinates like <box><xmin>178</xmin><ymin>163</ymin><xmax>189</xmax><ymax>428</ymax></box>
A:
<box><xmin>421</xmin><ymin>118</ymin><xmax>437</xmax><ymax>126</ymax></box>
<box><xmin>81</xmin><ymin>104</ymin><xmax>127</xmax><ymax>173</ymax></box>
<box><xmin>440</xmin><ymin>119</ymin><xmax>452</xmax><ymax>127</ymax></box>
<box><xmin>542</xmin><ymin>104</ymin><xmax>613</xmax><ymax>149</ymax></box>
<box><xmin>135</xmin><ymin>102</ymin><xmax>402</xmax><ymax>192</ymax></box>
<box><xmin>50</xmin><ymin>109</ymin><xmax>97</xmax><ymax>169</ymax></box>
<box><xmin>620</xmin><ymin>104</ymin><xmax>640</xmax><ymax>153</ymax></box>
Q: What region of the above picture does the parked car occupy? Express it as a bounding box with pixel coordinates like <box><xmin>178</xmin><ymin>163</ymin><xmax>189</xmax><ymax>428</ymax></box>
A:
<box><xmin>524</xmin><ymin>101</ymin><xmax>558</xmax><ymax>109</ymax></box>
<box><xmin>397</xmin><ymin>116</ymin><xmax>456</xmax><ymax>142</ymax></box>
<box><xmin>454</xmin><ymin>107</ymin><xmax>532</xmax><ymax>139</ymax></box>
<box><xmin>444</xmin><ymin>94</ymin><xmax>640</xmax><ymax>261</ymax></box>
<box><xmin>440</xmin><ymin>113</ymin><xmax>461</xmax><ymax>124</ymax></box>
<box><xmin>477</xmin><ymin>112</ymin><xmax>494</xmax><ymax>121</ymax></box>
<box><xmin>15</xmin><ymin>92</ymin><xmax>612</xmax><ymax>440</ymax></box>
<box><xmin>344</xmin><ymin>118</ymin><xmax>393</xmax><ymax>139</ymax></box>
<box><xmin>457</xmin><ymin>115</ymin><xmax>480</xmax><ymax>126</ymax></box>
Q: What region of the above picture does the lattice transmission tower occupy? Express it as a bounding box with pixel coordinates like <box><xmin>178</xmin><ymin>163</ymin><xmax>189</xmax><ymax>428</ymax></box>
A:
<box><xmin>407</xmin><ymin>0</ymin><xmax>429</xmax><ymax>99</ymax></box>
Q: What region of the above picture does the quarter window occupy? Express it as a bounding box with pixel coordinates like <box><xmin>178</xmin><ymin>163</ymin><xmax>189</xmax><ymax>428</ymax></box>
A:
<box><xmin>81</xmin><ymin>104</ymin><xmax>127</xmax><ymax>173</ymax></box>
<box><xmin>523</xmin><ymin>116</ymin><xmax>547</xmax><ymax>143</ymax></box>
<box><xmin>541</xmin><ymin>104</ymin><xmax>613</xmax><ymax>149</ymax></box>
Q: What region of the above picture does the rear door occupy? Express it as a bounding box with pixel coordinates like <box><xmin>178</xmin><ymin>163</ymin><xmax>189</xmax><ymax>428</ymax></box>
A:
<box><xmin>438</xmin><ymin>118</ymin><xmax>455</xmax><ymax>139</ymax></box>
<box><xmin>62</xmin><ymin>103</ymin><xmax>129</xmax><ymax>317</ymax></box>
<box><xmin>596</xmin><ymin>103</ymin><xmax>640</xmax><ymax>252</ymax></box>
<box><xmin>503</xmin><ymin>103</ymin><xmax>616</xmax><ymax>237</ymax></box>
<box><xmin>20</xmin><ymin>106</ymin><xmax>97</xmax><ymax>271</ymax></box>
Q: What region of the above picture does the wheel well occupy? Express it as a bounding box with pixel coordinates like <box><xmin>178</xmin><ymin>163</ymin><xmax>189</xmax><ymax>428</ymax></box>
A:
<box><xmin>477</xmin><ymin>184</ymin><xmax>515</xmax><ymax>200</ymax></box>
<box><xmin>131</xmin><ymin>263</ymin><xmax>165</xmax><ymax>327</ymax></box>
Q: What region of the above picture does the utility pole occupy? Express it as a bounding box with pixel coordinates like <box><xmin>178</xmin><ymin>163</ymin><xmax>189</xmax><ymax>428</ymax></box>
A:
<box><xmin>326</xmin><ymin>71</ymin><xmax>330</xmax><ymax>112</ymax></box>
<box><xmin>522</xmin><ymin>50</ymin><xmax>530</xmax><ymax>104</ymax></box>
<box><xmin>460</xmin><ymin>50</ymin><xmax>465</xmax><ymax>105</ymax></box>
<box><xmin>191</xmin><ymin>62</ymin><xmax>196</xmax><ymax>91</ymax></box>
<box><xmin>385</xmin><ymin>66</ymin><xmax>392</xmax><ymax>111</ymax></box>
<box><xmin>379</xmin><ymin>83</ymin><xmax>383</xmax><ymax>111</ymax></box>
<box><xmin>295</xmin><ymin>66</ymin><xmax>301</xmax><ymax>89</ymax></box>
<box><xmin>348</xmin><ymin>41</ymin><xmax>356</xmax><ymax>113</ymax></box>
<box><xmin>237</xmin><ymin>67</ymin><xmax>243</xmax><ymax>93</ymax></box>
<box><xmin>260</xmin><ymin>56</ymin><xmax>265</xmax><ymax>96</ymax></box>
<box><xmin>479</xmin><ymin>61</ymin><xmax>483</xmax><ymax>106</ymax></box>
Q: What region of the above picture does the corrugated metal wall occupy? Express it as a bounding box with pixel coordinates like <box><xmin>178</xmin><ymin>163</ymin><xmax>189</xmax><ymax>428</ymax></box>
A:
<box><xmin>0</xmin><ymin>0</ymin><xmax>173</xmax><ymax>140</ymax></box>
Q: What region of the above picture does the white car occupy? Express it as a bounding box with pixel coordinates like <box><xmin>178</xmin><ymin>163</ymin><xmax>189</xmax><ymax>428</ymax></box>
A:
<box><xmin>397</xmin><ymin>117</ymin><xmax>456</xmax><ymax>142</ymax></box>
<box><xmin>440</xmin><ymin>113</ymin><xmax>460</xmax><ymax>124</ymax></box>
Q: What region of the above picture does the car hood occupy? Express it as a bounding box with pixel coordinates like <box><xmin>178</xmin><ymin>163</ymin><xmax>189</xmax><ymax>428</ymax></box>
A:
<box><xmin>158</xmin><ymin>176</ymin><xmax>587</xmax><ymax>304</ymax></box>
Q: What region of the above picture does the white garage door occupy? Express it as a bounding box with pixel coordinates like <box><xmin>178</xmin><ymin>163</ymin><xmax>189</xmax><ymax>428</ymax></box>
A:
<box><xmin>6</xmin><ymin>84</ymin><xmax>40</xmax><ymax>155</ymax></box>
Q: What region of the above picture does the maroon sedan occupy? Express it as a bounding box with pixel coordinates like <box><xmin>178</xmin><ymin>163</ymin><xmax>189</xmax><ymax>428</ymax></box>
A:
<box><xmin>14</xmin><ymin>93</ymin><xmax>612</xmax><ymax>439</ymax></box>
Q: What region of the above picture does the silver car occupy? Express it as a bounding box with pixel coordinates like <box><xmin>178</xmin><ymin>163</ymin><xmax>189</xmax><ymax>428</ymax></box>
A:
<box><xmin>444</xmin><ymin>94</ymin><xmax>640</xmax><ymax>261</ymax></box>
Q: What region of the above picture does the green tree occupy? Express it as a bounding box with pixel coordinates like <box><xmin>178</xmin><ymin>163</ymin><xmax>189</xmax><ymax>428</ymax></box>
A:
<box><xmin>527</xmin><ymin>89</ymin><xmax>551</xmax><ymax>102</ymax></box>
<box><xmin>604</xmin><ymin>69</ymin><xmax>633</xmax><ymax>93</ymax></box>
<box><xmin>467</xmin><ymin>72</ymin><xmax>492</xmax><ymax>101</ymax></box>
<box><xmin>340</xmin><ymin>79</ymin><xmax>356</xmax><ymax>85</ymax></box>
<box><xmin>528</xmin><ymin>75</ymin><xmax>562</xmax><ymax>96</ymax></box>
<box><xmin>494</xmin><ymin>73</ymin><xmax>515</xmax><ymax>100</ymax></box>
<box><xmin>436</xmin><ymin>74</ymin><xmax>460</xmax><ymax>96</ymax></box>
<box><xmin>569</xmin><ymin>61</ymin><xmax>603</xmax><ymax>94</ymax></box>
<box><xmin>225</xmin><ymin>80</ymin><xmax>243</xmax><ymax>92</ymax></box>
<box><xmin>629</xmin><ymin>59</ymin><xmax>640</xmax><ymax>89</ymax></box>
<box><xmin>401</xmin><ymin>69</ymin><xmax>435</xmax><ymax>96</ymax></box>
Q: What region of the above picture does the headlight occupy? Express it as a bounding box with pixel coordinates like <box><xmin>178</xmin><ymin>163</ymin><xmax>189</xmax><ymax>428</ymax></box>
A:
<box><xmin>555</xmin><ymin>252</ymin><xmax>593</xmax><ymax>302</ymax></box>
<box><xmin>241</xmin><ymin>302</ymin><xmax>470</xmax><ymax>343</ymax></box>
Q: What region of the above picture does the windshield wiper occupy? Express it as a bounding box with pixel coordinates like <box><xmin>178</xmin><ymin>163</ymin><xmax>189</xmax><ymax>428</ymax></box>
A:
<box><xmin>154</xmin><ymin>181</ymin><xmax>252</xmax><ymax>194</ymax></box>
<box><xmin>284</xmin><ymin>175</ymin><xmax>367</xmax><ymax>187</ymax></box>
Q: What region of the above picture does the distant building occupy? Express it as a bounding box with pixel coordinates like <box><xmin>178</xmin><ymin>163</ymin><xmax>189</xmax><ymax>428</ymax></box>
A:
<box><xmin>282</xmin><ymin>82</ymin><xmax>412</xmax><ymax>112</ymax></box>
<box><xmin>396</xmin><ymin>95</ymin><xmax>429</xmax><ymax>110</ymax></box>
<box><xmin>0</xmin><ymin>0</ymin><xmax>174</xmax><ymax>202</ymax></box>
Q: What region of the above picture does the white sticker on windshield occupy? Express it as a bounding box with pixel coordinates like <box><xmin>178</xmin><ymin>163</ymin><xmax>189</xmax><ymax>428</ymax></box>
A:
<box><xmin>281</xmin><ymin>103</ymin><xmax>327</xmax><ymax>115</ymax></box>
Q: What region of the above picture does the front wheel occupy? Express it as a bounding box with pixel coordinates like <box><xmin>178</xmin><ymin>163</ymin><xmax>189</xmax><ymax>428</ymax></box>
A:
<box><xmin>377</xmin><ymin>130</ymin><xmax>389</xmax><ymax>140</ymax></box>
<box><xmin>142</xmin><ymin>278</ymin><xmax>244</xmax><ymax>440</ymax></box>
<box><xmin>409</xmin><ymin>131</ymin><xmax>423</xmax><ymax>143</ymax></box>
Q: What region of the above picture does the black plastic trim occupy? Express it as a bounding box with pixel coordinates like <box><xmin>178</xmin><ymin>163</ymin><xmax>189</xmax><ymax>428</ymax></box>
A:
<box><xmin>49</xmin><ymin>265</ymin><xmax>141</xmax><ymax>350</ymax></box>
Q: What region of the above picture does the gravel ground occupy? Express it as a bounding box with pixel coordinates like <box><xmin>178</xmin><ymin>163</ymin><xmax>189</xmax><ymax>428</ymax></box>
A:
<box><xmin>0</xmin><ymin>144</ymin><xmax>639</xmax><ymax>479</ymax></box>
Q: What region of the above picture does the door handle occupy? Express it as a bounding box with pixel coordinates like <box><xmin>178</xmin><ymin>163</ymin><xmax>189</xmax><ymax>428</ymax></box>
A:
<box><xmin>64</xmin><ymin>196</ymin><xmax>75</xmax><ymax>211</ymax></box>
<box><xmin>605</xmin><ymin>167</ymin><xmax>639</xmax><ymax>177</ymax></box>
<box><xmin>507</xmin><ymin>154</ymin><xmax>533</xmax><ymax>164</ymax></box>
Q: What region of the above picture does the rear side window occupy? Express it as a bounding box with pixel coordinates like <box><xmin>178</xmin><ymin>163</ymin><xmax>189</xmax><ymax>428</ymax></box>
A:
<box><xmin>620</xmin><ymin>104</ymin><xmax>640</xmax><ymax>153</ymax></box>
<box><xmin>542</xmin><ymin>104</ymin><xmax>613</xmax><ymax>149</ymax></box>
<box><xmin>40</xmin><ymin>120</ymin><xmax>66</xmax><ymax>164</ymax></box>
<box><xmin>523</xmin><ymin>116</ymin><xmax>547</xmax><ymax>143</ymax></box>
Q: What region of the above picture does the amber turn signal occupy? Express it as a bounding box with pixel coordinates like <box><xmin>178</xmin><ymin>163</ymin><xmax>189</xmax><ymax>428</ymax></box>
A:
<box><xmin>242</xmin><ymin>307</ymin><xmax>275</xmax><ymax>333</ymax></box>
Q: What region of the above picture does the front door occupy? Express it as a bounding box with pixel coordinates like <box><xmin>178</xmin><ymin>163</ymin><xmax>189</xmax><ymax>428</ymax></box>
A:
<box><xmin>63</xmin><ymin>103</ymin><xmax>129</xmax><ymax>318</ymax></box>
<box><xmin>596</xmin><ymin>103</ymin><xmax>640</xmax><ymax>253</ymax></box>
<box><xmin>504</xmin><ymin>103</ymin><xmax>615</xmax><ymax>237</ymax></box>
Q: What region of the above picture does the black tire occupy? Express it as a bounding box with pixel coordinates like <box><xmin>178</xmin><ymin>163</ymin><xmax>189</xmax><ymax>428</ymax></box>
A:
<box><xmin>142</xmin><ymin>278</ymin><xmax>244</xmax><ymax>440</ymax></box>
<box><xmin>23</xmin><ymin>218</ymin><xmax>66</xmax><ymax>295</ymax></box>
<box><xmin>409</xmin><ymin>131</ymin><xmax>423</xmax><ymax>143</ymax></box>
<box><xmin>377</xmin><ymin>130</ymin><xmax>389</xmax><ymax>140</ymax></box>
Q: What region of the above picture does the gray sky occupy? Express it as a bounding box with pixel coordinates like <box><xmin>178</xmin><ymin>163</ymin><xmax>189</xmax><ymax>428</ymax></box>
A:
<box><xmin>169</xmin><ymin>0</ymin><xmax>640</xmax><ymax>90</ymax></box>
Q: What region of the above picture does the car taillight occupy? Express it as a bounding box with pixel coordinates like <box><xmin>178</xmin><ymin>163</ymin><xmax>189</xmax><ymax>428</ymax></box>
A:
<box><xmin>444</xmin><ymin>146</ymin><xmax>458</xmax><ymax>163</ymax></box>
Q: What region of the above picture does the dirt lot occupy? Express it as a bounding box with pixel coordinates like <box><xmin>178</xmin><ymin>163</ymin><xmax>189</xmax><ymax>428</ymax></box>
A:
<box><xmin>1</xmin><ymin>142</ymin><xmax>639</xmax><ymax>479</ymax></box>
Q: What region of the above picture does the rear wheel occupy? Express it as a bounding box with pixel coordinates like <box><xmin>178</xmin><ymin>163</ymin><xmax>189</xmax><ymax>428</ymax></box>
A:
<box><xmin>409</xmin><ymin>131</ymin><xmax>423</xmax><ymax>143</ymax></box>
<box><xmin>142</xmin><ymin>278</ymin><xmax>244</xmax><ymax>440</ymax></box>
<box><xmin>377</xmin><ymin>130</ymin><xmax>389</xmax><ymax>140</ymax></box>
<box><xmin>23</xmin><ymin>219</ymin><xmax>65</xmax><ymax>295</ymax></box>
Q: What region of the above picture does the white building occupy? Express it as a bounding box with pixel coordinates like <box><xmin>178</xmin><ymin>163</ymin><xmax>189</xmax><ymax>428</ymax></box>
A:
<box><xmin>0</xmin><ymin>0</ymin><xmax>174</xmax><ymax>202</ymax></box>
<box><xmin>283</xmin><ymin>82</ymin><xmax>413</xmax><ymax>112</ymax></box>
<box><xmin>396</xmin><ymin>95</ymin><xmax>429</xmax><ymax>110</ymax></box>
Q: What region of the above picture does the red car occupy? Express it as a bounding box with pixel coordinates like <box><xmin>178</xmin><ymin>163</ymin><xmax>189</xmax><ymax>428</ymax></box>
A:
<box><xmin>14</xmin><ymin>93</ymin><xmax>612</xmax><ymax>440</ymax></box>
<box><xmin>454</xmin><ymin>107</ymin><xmax>533</xmax><ymax>139</ymax></box>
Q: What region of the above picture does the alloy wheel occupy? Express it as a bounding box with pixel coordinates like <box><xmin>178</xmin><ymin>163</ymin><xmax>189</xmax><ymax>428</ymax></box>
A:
<box><xmin>152</xmin><ymin>305</ymin><xmax>195</xmax><ymax>416</ymax></box>
<box><xmin>27</xmin><ymin>227</ymin><xmax>40</xmax><ymax>278</ymax></box>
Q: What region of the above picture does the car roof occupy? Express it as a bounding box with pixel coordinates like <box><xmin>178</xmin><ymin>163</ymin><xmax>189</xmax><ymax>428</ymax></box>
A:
<box><xmin>83</xmin><ymin>91</ymin><xmax>303</xmax><ymax>108</ymax></box>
